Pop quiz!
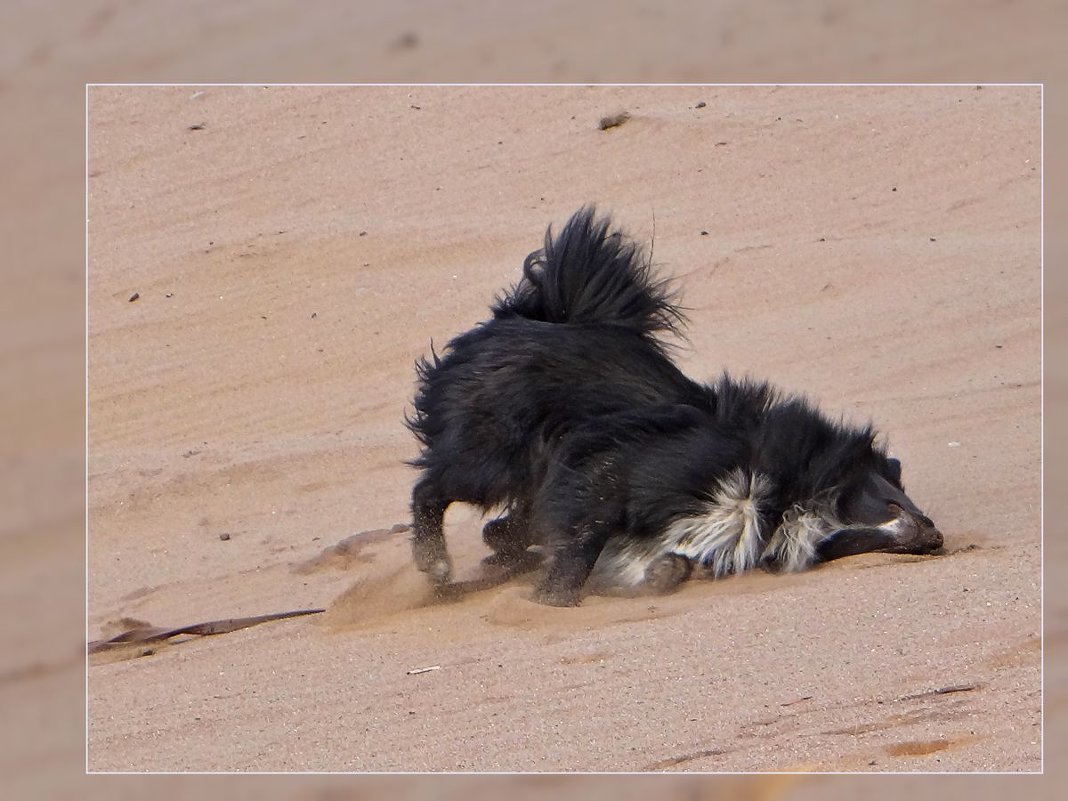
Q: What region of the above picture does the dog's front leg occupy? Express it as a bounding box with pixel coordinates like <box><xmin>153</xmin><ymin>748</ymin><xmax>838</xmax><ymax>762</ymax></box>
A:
<box><xmin>534</xmin><ymin>521</ymin><xmax>612</xmax><ymax>607</ymax></box>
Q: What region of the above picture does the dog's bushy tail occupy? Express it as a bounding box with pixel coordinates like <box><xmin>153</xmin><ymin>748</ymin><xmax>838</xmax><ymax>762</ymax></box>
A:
<box><xmin>492</xmin><ymin>206</ymin><xmax>685</xmax><ymax>342</ymax></box>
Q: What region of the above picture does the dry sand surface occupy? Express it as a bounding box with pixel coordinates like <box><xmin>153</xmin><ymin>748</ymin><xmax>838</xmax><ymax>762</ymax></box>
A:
<box><xmin>87</xmin><ymin>85</ymin><xmax>1040</xmax><ymax>772</ymax></box>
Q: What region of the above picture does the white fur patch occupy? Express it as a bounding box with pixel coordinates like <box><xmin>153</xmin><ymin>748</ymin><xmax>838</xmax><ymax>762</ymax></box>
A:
<box><xmin>589</xmin><ymin>469</ymin><xmax>773</xmax><ymax>588</ymax></box>
<box><xmin>760</xmin><ymin>504</ymin><xmax>839</xmax><ymax>572</ymax></box>
<box><xmin>665</xmin><ymin>469</ymin><xmax>772</xmax><ymax>577</ymax></box>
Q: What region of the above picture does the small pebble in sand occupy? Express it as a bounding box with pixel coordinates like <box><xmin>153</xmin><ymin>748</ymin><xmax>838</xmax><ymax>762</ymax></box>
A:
<box><xmin>392</xmin><ymin>31</ymin><xmax>419</xmax><ymax>50</ymax></box>
<box><xmin>128</xmin><ymin>292</ymin><xmax>139</xmax><ymax>302</ymax></box>
<box><xmin>598</xmin><ymin>112</ymin><xmax>631</xmax><ymax>131</ymax></box>
<box><xmin>948</xmin><ymin>441</ymin><xmax>961</xmax><ymax>448</ymax></box>
<box><xmin>219</xmin><ymin>533</ymin><xmax>231</xmax><ymax>541</ymax></box>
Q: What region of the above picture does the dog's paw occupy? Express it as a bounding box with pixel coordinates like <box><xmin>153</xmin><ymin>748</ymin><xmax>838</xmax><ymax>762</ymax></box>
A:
<box><xmin>411</xmin><ymin>539</ymin><xmax>453</xmax><ymax>584</ymax></box>
<box><xmin>643</xmin><ymin>553</ymin><xmax>693</xmax><ymax>594</ymax></box>
<box><xmin>424</xmin><ymin>559</ymin><xmax>453</xmax><ymax>584</ymax></box>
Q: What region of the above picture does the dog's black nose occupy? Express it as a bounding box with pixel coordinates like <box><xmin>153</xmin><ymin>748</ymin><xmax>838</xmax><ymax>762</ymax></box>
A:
<box><xmin>890</xmin><ymin>504</ymin><xmax>943</xmax><ymax>552</ymax></box>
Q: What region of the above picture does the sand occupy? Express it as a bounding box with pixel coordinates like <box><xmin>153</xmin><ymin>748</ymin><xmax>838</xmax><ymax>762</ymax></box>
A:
<box><xmin>87</xmin><ymin>85</ymin><xmax>1040</xmax><ymax>772</ymax></box>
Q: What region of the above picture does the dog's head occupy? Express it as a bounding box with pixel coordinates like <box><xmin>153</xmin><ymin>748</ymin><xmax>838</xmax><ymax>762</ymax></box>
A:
<box><xmin>740</xmin><ymin>383</ymin><xmax>943</xmax><ymax>557</ymax></box>
<box><xmin>834</xmin><ymin>455</ymin><xmax>943</xmax><ymax>554</ymax></box>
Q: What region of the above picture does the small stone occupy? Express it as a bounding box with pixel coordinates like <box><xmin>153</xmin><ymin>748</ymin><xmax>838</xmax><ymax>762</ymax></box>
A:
<box><xmin>128</xmin><ymin>292</ymin><xmax>140</xmax><ymax>302</ymax></box>
<box><xmin>695</xmin><ymin>101</ymin><xmax>706</xmax><ymax>109</ymax></box>
<box><xmin>393</xmin><ymin>31</ymin><xmax>419</xmax><ymax>50</ymax></box>
<box><xmin>598</xmin><ymin>111</ymin><xmax>631</xmax><ymax>130</ymax></box>
<box><xmin>219</xmin><ymin>533</ymin><xmax>231</xmax><ymax>541</ymax></box>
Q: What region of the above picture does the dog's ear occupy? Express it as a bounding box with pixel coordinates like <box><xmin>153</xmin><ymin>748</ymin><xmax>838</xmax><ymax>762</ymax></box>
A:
<box><xmin>886</xmin><ymin>457</ymin><xmax>902</xmax><ymax>484</ymax></box>
<box><xmin>522</xmin><ymin>251</ymin><xmax>546</xmax><ymax>284</ymax></box>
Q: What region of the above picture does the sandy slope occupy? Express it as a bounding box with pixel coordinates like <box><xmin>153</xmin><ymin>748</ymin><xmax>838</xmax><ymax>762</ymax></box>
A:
<box><xmin>87</xmin><ymin>85</ymin><xmax>1040</xmax><ymax>772</ymax></box>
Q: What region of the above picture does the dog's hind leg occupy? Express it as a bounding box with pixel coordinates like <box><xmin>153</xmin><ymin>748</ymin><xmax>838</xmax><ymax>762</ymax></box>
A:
<box><xmin>481</xmin><ymin>504</ymin><xmax>539</xmax><ymax>571</ymax></box>
<box><xmin>410</xmin><ymin>477</ymin><xmax>453</xmax><ymax>586</ymax></box>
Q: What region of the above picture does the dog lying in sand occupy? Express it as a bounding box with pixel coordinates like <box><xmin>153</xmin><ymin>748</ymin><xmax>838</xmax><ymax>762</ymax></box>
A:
<box><xmin>405</xmin><ymin>207</ymin><xmax>942</xmax><ymax>606</ymax></box>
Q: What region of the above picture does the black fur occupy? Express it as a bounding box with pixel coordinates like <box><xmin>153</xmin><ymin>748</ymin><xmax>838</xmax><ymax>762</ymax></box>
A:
<box><xmin>406</xmin><ymin>207</ymin><xmax>941</xmax><ymax>606</ymax></box>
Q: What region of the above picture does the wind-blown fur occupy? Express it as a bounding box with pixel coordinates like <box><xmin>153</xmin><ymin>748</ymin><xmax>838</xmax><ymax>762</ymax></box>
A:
<box><xmin>406</xmin><ymin>207</ymin><xmax>942</xmax><ymax>606</ymax></box>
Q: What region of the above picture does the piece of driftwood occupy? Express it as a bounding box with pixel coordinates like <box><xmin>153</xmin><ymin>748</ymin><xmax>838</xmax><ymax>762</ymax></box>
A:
<box><xmin>88</xmin><ymin>608</ymin><xmax>325</xmax><ymax>654</ymax></box>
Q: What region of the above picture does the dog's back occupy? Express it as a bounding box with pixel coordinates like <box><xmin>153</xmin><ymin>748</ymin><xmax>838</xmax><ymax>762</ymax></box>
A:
<box><xmin>407</xmin><ymin>208</ymin><xmax>702</xmax><ymax>507</ymax></box>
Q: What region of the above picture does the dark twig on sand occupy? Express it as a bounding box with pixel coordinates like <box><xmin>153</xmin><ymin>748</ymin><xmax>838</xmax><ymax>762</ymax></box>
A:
<box><xmin>895</xmin><ymin>683</ymin><xmax>980</xmax><ymax>702</ymax></box>
<box><xmin>88</xmin><ymin>608</ymin><xmax>325</xmax><ymax>654</ymax></box>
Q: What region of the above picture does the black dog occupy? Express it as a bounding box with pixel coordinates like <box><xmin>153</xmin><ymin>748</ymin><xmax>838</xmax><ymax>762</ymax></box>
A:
<box><xmin>406</xmin><ymin>207</ymin><xmax>942</xmax><ymax>606</ymax></box>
